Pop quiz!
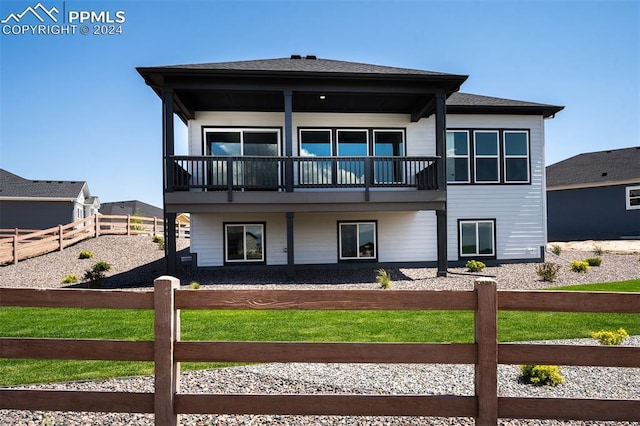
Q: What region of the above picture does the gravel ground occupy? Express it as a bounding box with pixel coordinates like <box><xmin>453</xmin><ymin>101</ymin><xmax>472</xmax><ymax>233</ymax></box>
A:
<box><xmin>1</xmin><ymin>235</ymin><xmax>639</xmax><ymax>425</ymax></box>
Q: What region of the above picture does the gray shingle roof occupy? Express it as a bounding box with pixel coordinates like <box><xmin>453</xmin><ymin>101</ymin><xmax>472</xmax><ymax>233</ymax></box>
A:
<box><xmin>100</xmin><ymin>200</ymin><xmax>163</xmax><ymax>218</ymax></box>
<box><xmin>154</xmin><ymin>56</ymin><xmax>455</xmax><ymax>76</ymax></box>
<box><xmin>546</xmin><ymin>147</ymin><xmax>640</xmax><ymax>189</ymax></box>
<box><xmin>447</xmin><ymin>92</ymin><xmax>563</xmax><ymax>118</ymax></box>
<box><xmin>0</xmin><ymin>169</ymin><xmax>86</xmax><ymax>198</ymax></box>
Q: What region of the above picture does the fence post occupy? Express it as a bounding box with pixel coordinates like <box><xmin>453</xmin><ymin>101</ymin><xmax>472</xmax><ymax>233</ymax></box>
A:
<box><xmin>475</xmin><ymin>278</ymin><xmax>498</xmax><ymax>425</ymax></box>
<box><xmin>12</xmin><ymin>235</ymin><xmax>18</xmax><ymax>264</ymax></box>
<box><xmin>127</xmin><ymin>215</ymin><xmax>131</xmax><ymax>236</ymax></box>
<box><xmin>153</xmin><ymin>217</ymin><xmax>158</xmax><ymax>236</ymax></box>
<box><xmin>95</xmin><ymin>215</ymin><xmax>100</xmax><ymax>237</ymax></box>
<box><xmin>154</xmin><ymin>276</ymin><xmax>180</xmax><ymax>426</ymax></box>
<box><xmin>58</xmin><ymin>225</ymin><xmax>64</xmax><ymax>251</ymax></box>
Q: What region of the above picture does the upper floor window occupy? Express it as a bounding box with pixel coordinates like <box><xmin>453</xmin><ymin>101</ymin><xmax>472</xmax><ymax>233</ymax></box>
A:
<box><xmin>204</xmin><ymin>128</ymin><xmax>280</xmax><ymax>156</ymax></box>
<box><xmin>446</xmin><ymin>131</ymin><xmax>470</xmax><ymax>183</ymax></box>
<box><xmin>447</xmin><ymin>129</ymin><xmax>530</xmax><ymax>184</ymax></box>
<box><xmin>474</xmin><ymin>131</ymin><xmax>500</xmax><ymax>183</ymax></box>
<box><xmin>626</xmin><ymin>186</ymin><xmax>640</xmax><ymax>210</ymax></box>
<box><xmin>504</xmin><ymin>131</ymin><xmax>529</xmax><ymax>182</ymax></box>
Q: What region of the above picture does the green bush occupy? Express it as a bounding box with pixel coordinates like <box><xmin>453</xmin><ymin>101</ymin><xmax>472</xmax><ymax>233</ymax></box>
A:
<box><xmin>466</xmin><ymin>260</ymin><xmax>486</xmax><ymax>272</ymax></box>
<box><xmin>536</xmin><ymin>262</ymin><xmax>561</xmax><ymax>281</ymax></box>
<box><xmin>189</xmin><ymin>281</ymin><xmax>201</xmax><ymax>289</ymax></box>
<box><xmin>592</xmin><ymin>245</ymin><xmax>605</xmax><ymax>256</ymax></box>
<box><xmin>152</xmin><ymin>235</ymin><xmax>165</xmax><ymax>250</ymax></box>
<box><xmin>376</xmin><ymin>268</ymin><xmax>392</xmax><ymax>289</ymax></box>
<box><xmin>592</xmin><ymin>328</ymin><xmax>628</xmax><ymax>345</ymax></box>
<box><xmin>585</xmin><ymin>257</ymin><xmax>602</xmax><ymax>267</ymax></box>
<box><xmin>519</xmin><ymin>364</ymin><xmax>565</xmax><ymax>387</ymax></box>
<box><xmin>83</xmin><ymin>261</ymin><xmax>112</xmax><ymax>288</ymax></box>
<box><xmin>61</xmin><ymin>274</ymin><xmax>78</xmax><ymax>284</ymax></box>
<box><xmin>570</xmin><ymin>260</ymin><xmax>589</xmax><ymax>273</ymax></box>
<box><xmin>78</xmin><ymin>250</ymin><xmax>94</xmax><ymax>259</ymax></box>
<box><xmin>550</xmin><ymin>245</ymin><xmax>562</xmax><ymax>256</ymax></box>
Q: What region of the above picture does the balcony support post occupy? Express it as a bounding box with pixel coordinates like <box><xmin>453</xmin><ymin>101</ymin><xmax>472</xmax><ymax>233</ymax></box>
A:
<box><xmin>286</xmin><ymin>212</ymin><xmax>295</xmax><ymax>280</ymax></box>
<box><xmin>284</xmin><ymin>90</ymin><xmax>294</xmax><ymax>192</ymax></box>
<box><xmin>162</xmin><ymin>87</ymin><xmax>175</xmax><ymax>193</ymax></box>
<box><xmin>435</xmin><ymin>90</ymin><xmax>448</xmax><ymax>277</ymax></box>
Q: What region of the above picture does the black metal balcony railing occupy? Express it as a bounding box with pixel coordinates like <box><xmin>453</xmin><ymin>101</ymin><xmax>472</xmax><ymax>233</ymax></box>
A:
<box><xmin>170</xmin><ymin>156</ymin><xmax>439</xmax><ymax>193</ymax></box>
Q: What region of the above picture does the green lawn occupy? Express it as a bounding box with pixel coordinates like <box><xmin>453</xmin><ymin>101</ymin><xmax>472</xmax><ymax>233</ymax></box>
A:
<box><xmin>1</xmin><ymin>279</ymin><xmax>638</xmax><ymax>386</ymax></box>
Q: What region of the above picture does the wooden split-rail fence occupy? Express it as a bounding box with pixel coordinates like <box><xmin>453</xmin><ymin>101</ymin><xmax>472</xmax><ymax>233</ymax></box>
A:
<box><xmin>0</xmin><ymin>278</ymin><xmax>639</xmax><ymax>425</ymax></box>
<box><xmin>0</xmin><ymin>214</ymin><xmax>190</xmax><ymax>265</ymax></box>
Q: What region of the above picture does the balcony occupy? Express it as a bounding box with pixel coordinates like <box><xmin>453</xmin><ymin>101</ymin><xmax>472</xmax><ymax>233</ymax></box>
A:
<box><xmin>166</xmin><ymin>156</ymin><xmax>443</xmax><ymax>213</ymax></box>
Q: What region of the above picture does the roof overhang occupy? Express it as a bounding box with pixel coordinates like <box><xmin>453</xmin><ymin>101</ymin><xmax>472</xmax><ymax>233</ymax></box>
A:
<box><xmin>446</xmin><ymin>104</ymin><xmax>564</xmax><ymax>119</ymax></box>
<box><xmin>137</xmin><ymin>66</ymin><xmax>468</xmax><ymax>123</ymax></box>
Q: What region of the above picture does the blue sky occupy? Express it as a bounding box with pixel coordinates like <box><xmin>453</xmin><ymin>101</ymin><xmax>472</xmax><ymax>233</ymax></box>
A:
<box><xmin>1</xmin><ymin>0</ymin><xmax>638</xmax><ymax>208</ymax></box>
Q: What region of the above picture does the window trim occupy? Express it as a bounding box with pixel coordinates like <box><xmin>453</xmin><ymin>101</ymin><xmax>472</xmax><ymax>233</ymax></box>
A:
<box><xmin>337</xmin><ymin>220</ymin><xmax>378</xmax><ymax>261</ymax></box>
<box><xmin>626</xmin><ymin>185</ymin><xmax>640</xmax><ymax>210</ymax></box>
<box><xmin>223</xmin><ymin>222</ymin><xmax>266</xmax><ymax>265</ymax></box>
<box><xmin>458</xmin><ymin>219</ymin><xmax>496</xmax><ymax>258</ymax></box>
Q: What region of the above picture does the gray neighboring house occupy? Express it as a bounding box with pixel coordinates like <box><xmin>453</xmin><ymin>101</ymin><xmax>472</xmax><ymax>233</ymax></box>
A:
<box><xmin>546</xmin><ymin>147</ymin><xmax>640</xmax><ymax>241</ymax></box>
<box><xmin>100</xmin><ymin>200</ymin><xmax>163</xmax><ymax>218</ymax></box>
<box><xmin>0</xmin><ymin>169</ymin><xmax>100</xmax><ymax>230</ymax></box>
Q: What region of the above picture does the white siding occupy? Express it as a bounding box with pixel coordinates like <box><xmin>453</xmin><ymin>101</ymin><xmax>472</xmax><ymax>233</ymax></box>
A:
<box><xmin>188</xmin><ymin>112</ymin><xmax>548</xmax><ymax>264</ymax></box>
<box><xmin>446</xmin><ymin>114</ymin><xmax>546</xmax><ymax>260</ymax></box>
<box><xmin>192</xmin><ymin>211</ymin><xmax>437</xmax><ymax>266</ymax></box>
<box><xmin>191</xmin><ymin>213</ymin><xmax>287</xmax><ymax>267</ymax></box>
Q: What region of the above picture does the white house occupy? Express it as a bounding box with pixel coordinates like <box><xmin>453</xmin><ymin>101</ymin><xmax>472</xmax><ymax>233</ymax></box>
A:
<box><xmin>137</xmin><ymin>56</ymin><xmax>563</xmax><ymax>277</ymax></box>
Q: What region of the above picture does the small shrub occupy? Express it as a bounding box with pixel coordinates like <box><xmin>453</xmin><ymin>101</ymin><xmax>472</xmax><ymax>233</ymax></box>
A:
<box><xmin>550</xmin><ymin>245</ymin><xmax>562</xmax><ymax>256</ymax></box>
<box><xmin>569</xmin><ymin>260</ymin><xmax>589</xmax><ymax>273</ymax></box>
<box><xmin>83</xmin><ymin>261</ymin><xmax>112</xmax><ymax>288</ymax></box>
<box><xmin>592</xmin><ymin>245</ymin><xmax>604</xmax><ymax>256</ymax></box>
<box><xmin>519</xmin><ymin>364</ymin><xmax>565</xmax><ymax>387</ymax></box>
<box><xmin>61</xmin><ymin>274</ymin><xmax>78</xmax><ymax>284</ymax></box>
<box><xmin>536</xmin><ymin>262</ymin><xmax>561</xmax><ymax>282</ymax></box>
<box><xmin>585</xmin><ymin>257</ymin><xmax>602</xmax><ymax>267</ymax></box>
<box><xmin>152</xmin><ymin>235</ymin><xmax>165</xmax><ymax>250</ymax></box>
<box><xmin>78</xmin><ymin>250</ymin><xmax>94</xmax><ymax>259</ymax></box>
<box><xmin>189</xmin><ymin>281</ymin><xmax>201</xmax><ymax>289</ymax></box>
<box><xmin>466</xmin><ymin>260</ymin><xmax>486</xmax><ymax>272</ymax></box>
<box><xmin>592</xmin><ymin>328</ymin><xmax>628</xmax><ymax>345</ymax></box>
<box><xmin>376</xmin><ymin>268</ymin><xmax>392</xmax><ymax>289</ymax></box>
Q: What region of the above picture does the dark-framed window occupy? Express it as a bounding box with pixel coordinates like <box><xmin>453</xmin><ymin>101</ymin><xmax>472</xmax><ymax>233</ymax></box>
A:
<box><xmin>446</xmin><ymin>130</ymin><xmax>470</xmax><ymax>183</ymax></box>
<box><xmin>446</xmin><ymin>129</ymin><xmax>531</xmax><ymax>185</ymax></box>
<box><xmin>203</xmin><ymin>127</ymin><xmax>281</xmax><ymax>188</ymax></box>
<box><xmin>458</xmin><ymin>219</ymin><xmax>496</xmax><ymax>258</ymax></box>
<box><xmin>474</xmin><ymin>131</ymin><xmax>500</xmax><ymax>183</ymax></box>
<box><xmin>298</xmin><ymin>127</ymin><xmax>406</xmax><ymax>186</ymax></box>
<box><xmin>224</xmin><ymin>223</ymin><xmax>265</xmax><ymax>263</ymax></box>
<box><xmin>374</xmin><ymin>130</ymin><xmax>405</xmax><ymax>183</ymax></box>
<box><xmin>503</xmin><ymin>131</ymin><xmax>529</xmax><ymax>182</ymax></box>
<box><xmin>338</xmin><ymin>221</ymin><xmax>377</xmax><ymax>261</ymax></box>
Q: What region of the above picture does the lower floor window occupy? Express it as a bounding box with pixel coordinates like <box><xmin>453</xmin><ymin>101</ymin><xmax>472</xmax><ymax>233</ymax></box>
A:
<box><xmin>339</xmin><ymin>221</ymin><xmax>377</xmax><ymax>260</ymax></box>
<box><xmin>225</xmin><ymin>223</ymin><xmax>265</xmax><ymax>263</ymax></box>
<box><xmin>459</xmin><ymin>220</ymin><xmax>495</xmax><ymax>257</ymax></box>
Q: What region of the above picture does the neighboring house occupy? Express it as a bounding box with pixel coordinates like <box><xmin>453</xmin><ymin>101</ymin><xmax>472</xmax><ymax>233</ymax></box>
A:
<box><xmin>546</xmin><ymin>147</ymin><xmax>640</xmax><ymax>241</ymax></box>
<box><xmin>0</xmin><ymin>169</ymin><xmax>100</xmax><ymax>230</ymax></box>
<box><xmin>137</xmin><ymin>56</ymin><xmax>563</xmax><ymax>276</ymax></box>
<box><xmin>100</xmin><ymin>200</ymin><xmax>163</xmax><ymax>218</ymax></box>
